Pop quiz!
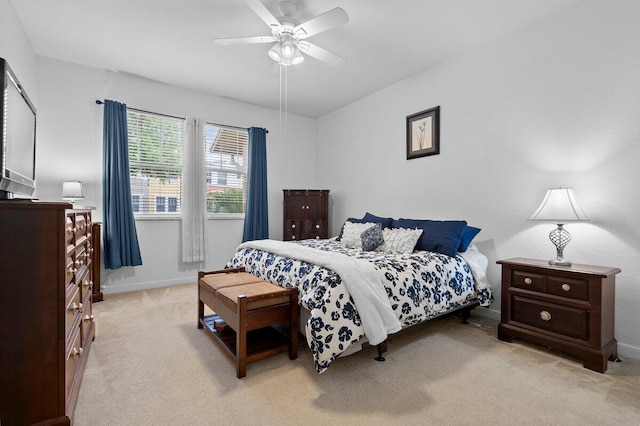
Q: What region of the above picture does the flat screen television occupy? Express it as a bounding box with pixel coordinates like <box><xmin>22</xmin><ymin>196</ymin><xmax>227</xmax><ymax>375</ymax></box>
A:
<box><xmin>0</xmin><ymin>57</ymin><xmax>37</xmax><ymax>200</ymax></box>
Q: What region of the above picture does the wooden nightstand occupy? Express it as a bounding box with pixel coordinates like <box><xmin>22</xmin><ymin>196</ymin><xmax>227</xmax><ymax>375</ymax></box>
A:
<box><xmin>497</xmin><ymin>258</ymin><xmax>621</xmax><ymax>373</ymax></box>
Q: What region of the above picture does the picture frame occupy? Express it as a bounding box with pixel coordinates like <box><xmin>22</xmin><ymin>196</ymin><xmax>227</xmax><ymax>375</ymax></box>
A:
<box><xmin>406</xmin><ymin>106</ymin><xmax>440</xmax><ymax>160</ymax></box>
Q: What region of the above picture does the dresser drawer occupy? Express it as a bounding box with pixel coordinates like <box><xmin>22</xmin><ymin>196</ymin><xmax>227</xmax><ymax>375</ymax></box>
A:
<box><xmin>65</xmin><ymin>285</ymin><xmax>82</xmax><ymax>336</ymax></box>
<box><xmin>512</xmin><ymin>270</ymin><xmax>547</xmax><ymax>293</ymax></box>
<box><xmin>548</xmin><ymin>276</ymin><xmax>588</xmax><ymax>300</ymax></box>
<box><xmin>65</xmin><ymin>325</ymin><xmax>83</xmax><ymax>404</ymax></box>
<box><xmin>81</xmin><ymin>291</ymin><xmax>94</xmax><ymax>345</ymax></box>
<box><xmin>512</xmin><ymin>295</ymin><xmax>587</xmax><ymax>340</ymax></box>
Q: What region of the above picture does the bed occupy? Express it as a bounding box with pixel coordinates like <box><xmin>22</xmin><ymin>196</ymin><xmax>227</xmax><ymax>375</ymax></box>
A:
<box><xmin>227</xmin><ymin>217</ymin><xmax>493</xmax><ymax>373</ymax></box>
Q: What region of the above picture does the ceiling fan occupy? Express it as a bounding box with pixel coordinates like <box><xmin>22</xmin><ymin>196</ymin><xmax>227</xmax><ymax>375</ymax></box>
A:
<box><xmin>215</xmin><ymin>0</ymin><xmax>349</xmax><ymax>67</ymax></box>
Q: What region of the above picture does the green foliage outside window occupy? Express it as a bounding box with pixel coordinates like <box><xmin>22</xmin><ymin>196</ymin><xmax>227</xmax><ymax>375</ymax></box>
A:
<box><xmin>207</xmin><ymin>190</ymin><xmax>243</xmax><ymax>213</ymax></box>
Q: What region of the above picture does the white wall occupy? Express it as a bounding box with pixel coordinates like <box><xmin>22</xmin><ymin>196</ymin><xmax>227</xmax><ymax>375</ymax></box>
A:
<box><xmin>34</xmin><ymin>56</ymin><xmax>317</xmax><ymax>294</ymax></box>
<box><xmin>317</xmin><ymin>0</ymin><xmax>640</xmax><ymax>360</ymax></box>
<box><xmin>0</xmin><ymin>0</ymin><xmax>37</xmax><ymax>101</ymax></box>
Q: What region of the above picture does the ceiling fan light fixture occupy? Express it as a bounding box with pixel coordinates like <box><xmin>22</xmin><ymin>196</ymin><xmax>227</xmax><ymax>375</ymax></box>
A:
<box><xmin>268</xmin><ymin>43</ymin><xmax>282</xmax><ymax>62</ymax></box>
<box><xmin>280</xmin><ymin>35</ymin><xmax>296</xmax><ymax>59</ymax></box>
<box><xmin>291</xmin><ymin>49</ymin><xmax>304</xmax><ymax>65</ymax></box>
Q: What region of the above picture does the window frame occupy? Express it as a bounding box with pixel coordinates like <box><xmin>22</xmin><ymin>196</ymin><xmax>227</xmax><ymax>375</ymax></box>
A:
<box><xmin>127</xmin><ymin>110</ymin><xmax>248</xmax><ymax>221</ymax></box>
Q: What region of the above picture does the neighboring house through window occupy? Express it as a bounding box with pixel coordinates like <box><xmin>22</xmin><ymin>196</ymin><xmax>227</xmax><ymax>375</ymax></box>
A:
<box><xmin>128</xmin><ymin>110</ymin><xmax>183</xmax><ymax>216</ymax></box>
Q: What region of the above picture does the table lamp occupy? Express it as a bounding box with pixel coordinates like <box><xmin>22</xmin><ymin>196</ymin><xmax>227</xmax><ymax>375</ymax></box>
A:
<box><xmin>62</xmin><ymin>181</ymin><xmax>85</xmax><ymax>203</ymax></box>
<box><xmin>528</xmin><ymin>187</ymin><xmax>591</xmax><ymax>266</ymax></box>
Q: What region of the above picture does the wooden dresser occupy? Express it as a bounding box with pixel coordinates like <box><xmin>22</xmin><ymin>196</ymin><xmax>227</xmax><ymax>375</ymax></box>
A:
<box><xmin>0</xmin><ymin>201</ymin><xmax>97</xmax><ymax>425</ymax></box>
<box><xmin>497</xmin><ymin>258</ymin><xmax>620</xmax><ymax>373</ymax></box>
<box><xmin>283</xmin><ymin>189</ymin><xmax>329</xmax><ymax>241</ymax></box>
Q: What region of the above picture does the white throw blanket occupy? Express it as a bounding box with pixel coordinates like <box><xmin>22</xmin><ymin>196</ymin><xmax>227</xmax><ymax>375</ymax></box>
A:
<box><xmin>459</xmin><ymin>245</ymin><xmax>491</xmax><ymax>298</ymax></box>
<box><xmin>238</xmin><ymin>239</ymin><xmax>402</xmax><ymax>345</ymax></box>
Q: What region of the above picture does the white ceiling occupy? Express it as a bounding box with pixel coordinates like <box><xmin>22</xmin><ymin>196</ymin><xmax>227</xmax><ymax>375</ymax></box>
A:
<box><xmin>11</xmin><ymin>0</ymin><xmax>579</xmax><ymax>118</ymax></box>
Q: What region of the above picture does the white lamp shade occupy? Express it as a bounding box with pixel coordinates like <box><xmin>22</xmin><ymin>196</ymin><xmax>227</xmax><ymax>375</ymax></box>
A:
<box><xmin>528</xmin><ymin>187</ymin><xmax>591</xmax><ymax>223</ymax></box>
<box><xmin>62</xmin><ymin>181</ymin><xmax>85</xmax><ymax>201</ymax></box>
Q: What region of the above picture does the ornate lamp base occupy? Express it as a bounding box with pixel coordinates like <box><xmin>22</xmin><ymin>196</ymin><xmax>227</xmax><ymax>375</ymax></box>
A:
<box><xmin>548</xmin><ymin>224</ymin><xmax>572</xmax><ymax>266</ymax></box>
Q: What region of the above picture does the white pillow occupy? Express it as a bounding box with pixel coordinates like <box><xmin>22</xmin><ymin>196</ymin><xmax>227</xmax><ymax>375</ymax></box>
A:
<box><xmin>375</xmin><ymin>228</ymin><xmax>423</xmax><ymax>254</ymax></box>
<box><xmin>340</xmin><ymin>221</ymin><xmax>377</xmax><ymax>249</ymax></box>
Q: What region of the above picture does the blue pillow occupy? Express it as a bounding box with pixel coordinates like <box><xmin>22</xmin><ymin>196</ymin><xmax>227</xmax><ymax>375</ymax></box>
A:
<box><xmin>458</xmin><ymin>226</ymin><xmax>481</xmax><ymax>252</ymax></box>
<box><xmin>336</xmin><ymin>217</ymin><xmax>368</xmax><ymax>241</ymax></box>
<box><xmin>392</xmin><ymin>219</ymin><xmax>467</xmax><ymax>257</ymax></box>
<box><xmin>362</xmin><ymin>212</ymin><xmax>394</xmax><ymax>229</ymax></box>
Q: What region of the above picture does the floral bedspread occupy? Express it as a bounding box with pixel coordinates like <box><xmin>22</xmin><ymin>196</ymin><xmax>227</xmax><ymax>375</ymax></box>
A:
<box><xmin>227</xmin><ymin>239</ymin><xmax>493</xmax><ymax>373</ymax></box>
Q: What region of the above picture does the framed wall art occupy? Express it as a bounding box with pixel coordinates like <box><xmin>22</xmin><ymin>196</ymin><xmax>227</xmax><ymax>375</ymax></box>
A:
<box><xmin>406</xmin><ymin>106</ymin><xmax>440</xmax><ymax>160</ymax></box>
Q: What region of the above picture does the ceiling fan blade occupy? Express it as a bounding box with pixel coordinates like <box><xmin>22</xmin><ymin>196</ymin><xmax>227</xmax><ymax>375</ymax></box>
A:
<box><xmin>298</xmin><ymin>41</ymin><xmax>347</xmax><ymax>67</ymax></box>
<box><xmin>294</xmin><ymin>7</ymin><xmax>348</xmax><ymax>39</ymax></box>
<box><xmin>244</xmin><ymin>0</ymin><xmax>282</xmax><ymax>30</ymax></box>
<box><xmin>215</xmin><ymin>35</ymin><xmax>275</xmax><ymax>45</ymax></box>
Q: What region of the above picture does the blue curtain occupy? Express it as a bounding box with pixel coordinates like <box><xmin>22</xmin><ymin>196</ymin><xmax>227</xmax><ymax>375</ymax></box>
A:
<box><xmin>242</xmin><ymin>127</ymin><xmax>269</xmax><ymax>242</ymax></box>
<box><xmin>102</xmin><ymin>100</ymin><xmax>143</xmax><ymax>269</ymax></box>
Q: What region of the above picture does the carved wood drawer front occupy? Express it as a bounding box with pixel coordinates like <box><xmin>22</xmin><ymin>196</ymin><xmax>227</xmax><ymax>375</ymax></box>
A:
<box><xmin>547</xmin><ymin>276</ymin><xmax>588</xmax><ymax>300</ymax></box>
<box><xmin>512</xmin><ymin>270</ymin><xmax>547</xmax><ymax>293</ymax></box>
<box><xmin>512</xmin><ymin>295</ymin><xmax>588</xmax><ymax>340</ymax></box>
<box><xmin>65</xmin><ymin>285</ymin><xmax>82</xmax><ymax>337</ymax></box>
<box><xmin>65</xmin><ymin>325</ymin><xmax>82</xmax><ymax>403</ymax></box>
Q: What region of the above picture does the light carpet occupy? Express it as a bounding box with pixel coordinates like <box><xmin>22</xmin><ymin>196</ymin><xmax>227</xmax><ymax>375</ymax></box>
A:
<box><xmin>74</xmin><ymin>283</ymin><xmax>640</xmax><ymax>425</ymax></box>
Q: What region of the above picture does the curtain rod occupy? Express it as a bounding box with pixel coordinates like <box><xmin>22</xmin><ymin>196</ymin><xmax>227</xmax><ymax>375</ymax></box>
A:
<box><xmin>95</xmin><ymin>99</ymin><xmax>183</xmax><ymax>120</ymax></box>
<box><xmin>95</xmin><ymin>100</ymin><xmax>267</xmax><ymax>133</ymax></box>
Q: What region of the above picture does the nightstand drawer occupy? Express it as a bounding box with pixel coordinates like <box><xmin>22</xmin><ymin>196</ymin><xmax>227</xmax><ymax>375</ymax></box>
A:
<box><xmin>512</xmin><ymin>295</ymin><xmax>587</xmax><ymax>340</ymax></box>
<box><xmin>548</xmin><ymin>276</ymin><xmax>588</xmax><ymax>300</ymax></box>
<box><xmin>512</xmin><ymin>270</ymin><xmax>547</xmax><ymax>293</ymax></box>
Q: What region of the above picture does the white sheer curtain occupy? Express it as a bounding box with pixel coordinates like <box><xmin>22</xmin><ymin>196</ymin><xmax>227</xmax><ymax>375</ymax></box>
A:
<box><xmin>181</xmin><ymin>117</ymin><xmax>206</xmax><ymax>262</ymax></box>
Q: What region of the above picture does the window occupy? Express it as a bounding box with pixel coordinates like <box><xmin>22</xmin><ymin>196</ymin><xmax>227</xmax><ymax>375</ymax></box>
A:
<box><xmin>168</xmin><ymin>197</ymin><xmax>178</xmax><ymax>212</ymax></box>
<box><xmin>132</xmin><ymin>195</ymin><xmax>140</xmax><ymax>212</ymax></box>
<box><xmin>205</xmin><ymin>124</ymin><xmax>248</xmax><ymax>215</ymax></box>
<box><xmin>128</xmin><ymin>110</ymin><xmax>184</xmax><ymax>216</ymax></box>
<box><xmin>156</xmin><ymin>196</ymin><xmax>166</xmax><ymax>212</ymax></box>
<box><xmin>127</xmin><ymin>110</ymin><xmax>247</xmax><ymax>218</ymax></box>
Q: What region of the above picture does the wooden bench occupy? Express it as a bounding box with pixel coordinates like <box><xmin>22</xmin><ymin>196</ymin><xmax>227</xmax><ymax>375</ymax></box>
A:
<box><xmin>197</xmin><ymin>267</ymin><xmax>298</xmax><ymax>378</ymax></box>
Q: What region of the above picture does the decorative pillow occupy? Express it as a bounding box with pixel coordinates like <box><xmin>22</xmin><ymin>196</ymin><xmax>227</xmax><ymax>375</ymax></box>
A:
<box><xmin>360</xmin><ymin>223</ymin><xmax>384</xmax><ymax>251</ymax></box>
<box><xmin>458</xmin><ymin>226</ymin><xmax>481</xmax><ymax>252</ymax></box>
<box><xmin>340</xmin><ymin>221</ymin><xmax>378</xmax><ymax>249</ymax></box>
<box><xmin>362</xmin><ymin>212</ymin><xmax>394</xmax><ymax>229</ymax></box>
<box><xmin>375</xmin><ymin>227</ymin><xmax>424</xmax><ymax>254</ymax></box>
<box><xmin>391</xmin><ymin>218</ymin><xmax>467</xmax><ymax>257</ymax></box>
<box><xmin>336</xmin><ymin>217</ymin><xmax>368</xmax><ymax>240</ymax></box>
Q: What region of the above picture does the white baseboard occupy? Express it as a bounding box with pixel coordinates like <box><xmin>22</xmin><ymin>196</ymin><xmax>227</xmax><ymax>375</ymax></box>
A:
<box><xmin>618</xmin><ymin>342</ymin><xmax>640</xmax><ymax>361</ymax></box>
<box><xmin>473</xmin><ymin>306</ymin><xmax>501</xmax><ymax>321</ymax></box>
<box><xmin>102</xmin><ymin>278</ymin><xmax>194</xmax><ymax>295</ymax></box>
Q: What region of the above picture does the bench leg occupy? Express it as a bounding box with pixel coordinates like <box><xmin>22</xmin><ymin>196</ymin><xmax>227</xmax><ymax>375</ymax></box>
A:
<box><xmin>289</xmin><ymin>289</ymin><xmax>298</xmax><ymax>360</ymax></box>
<box><xmin>236</xmin><ymin>296</ymin><xmax>248</xmax><ymax>378</ymax></box>
<box><xmin>197</xmin><ymin>284</ymin><xmax>204</xmax><ymax>329</ymax></box>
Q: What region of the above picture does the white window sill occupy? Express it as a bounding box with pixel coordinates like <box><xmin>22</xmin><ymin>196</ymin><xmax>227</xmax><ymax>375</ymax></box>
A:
<box><xmin>133</xmin><ymin>213</ymin><xmax>245</xmax><ymax>221</ymax></box>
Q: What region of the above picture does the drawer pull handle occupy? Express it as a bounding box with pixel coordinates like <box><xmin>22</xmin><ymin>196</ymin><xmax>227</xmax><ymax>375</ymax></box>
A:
<box><xmin>561</xmin><ymin>284</ymin><xmax>571</xmax><ymax>292</ymax></box>
<box><xmin>316</xmin><ymin>224</ymin><xmax>320</xmax><ymax>229</ymax></box>
<box><xmin>316</xmin><ymin>236</ymin><xmax>320</xmax><ymax>239</ymax></box>
<box><xmin>291</xmin><ymin>224</ymin><xmax>296</xmax><ymax>228</ymax></box>
<box><xmin>291</xmin><ymin>236</ymin><xmax>296</xmax><ymax>240</ymax></box>
<box><xmin>524</xmin><ymin>278</ymin><xmax>532</xmax><ymax>285</ymax></box>
<box><xmin>84</xmin><ymin>314</ymin><xmax>95</xmax><ymax>322</ymax></box>
<box><xmin>539</xmin><ymin>311</ymin><xmax>552</xmax><ymax>321</ymax></box>
<box><xmin>69</xmin><ymin>302</ymin><xmax>83</xmax><ymax>313</ymax></box>
<box><xmin>82</xmin><ymin>279</ymin><xmax>91</xmax><ymax>287</ymax></box>
<box><xmin>71</xmin><ymin>347</ymin><xmax>84</xmax><ymax>358</ymax></box>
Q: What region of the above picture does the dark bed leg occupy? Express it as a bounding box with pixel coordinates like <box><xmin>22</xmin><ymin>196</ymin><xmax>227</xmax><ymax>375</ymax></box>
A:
<box><xmin>375</xmin><ymin>340</ymin><xmax>387</xmax><ymax>362</ymax></box>
<box><xmin>461</xmin><ymin>307</ymin><xmax>471</xmax><ymax>324</ymax></box>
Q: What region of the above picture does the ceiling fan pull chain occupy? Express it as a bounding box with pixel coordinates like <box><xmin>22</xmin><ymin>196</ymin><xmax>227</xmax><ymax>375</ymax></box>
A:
<box><xmin>279</xmin><ymin>63</ymin><xmax>283</xmax><ymax>131</ymax></box>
